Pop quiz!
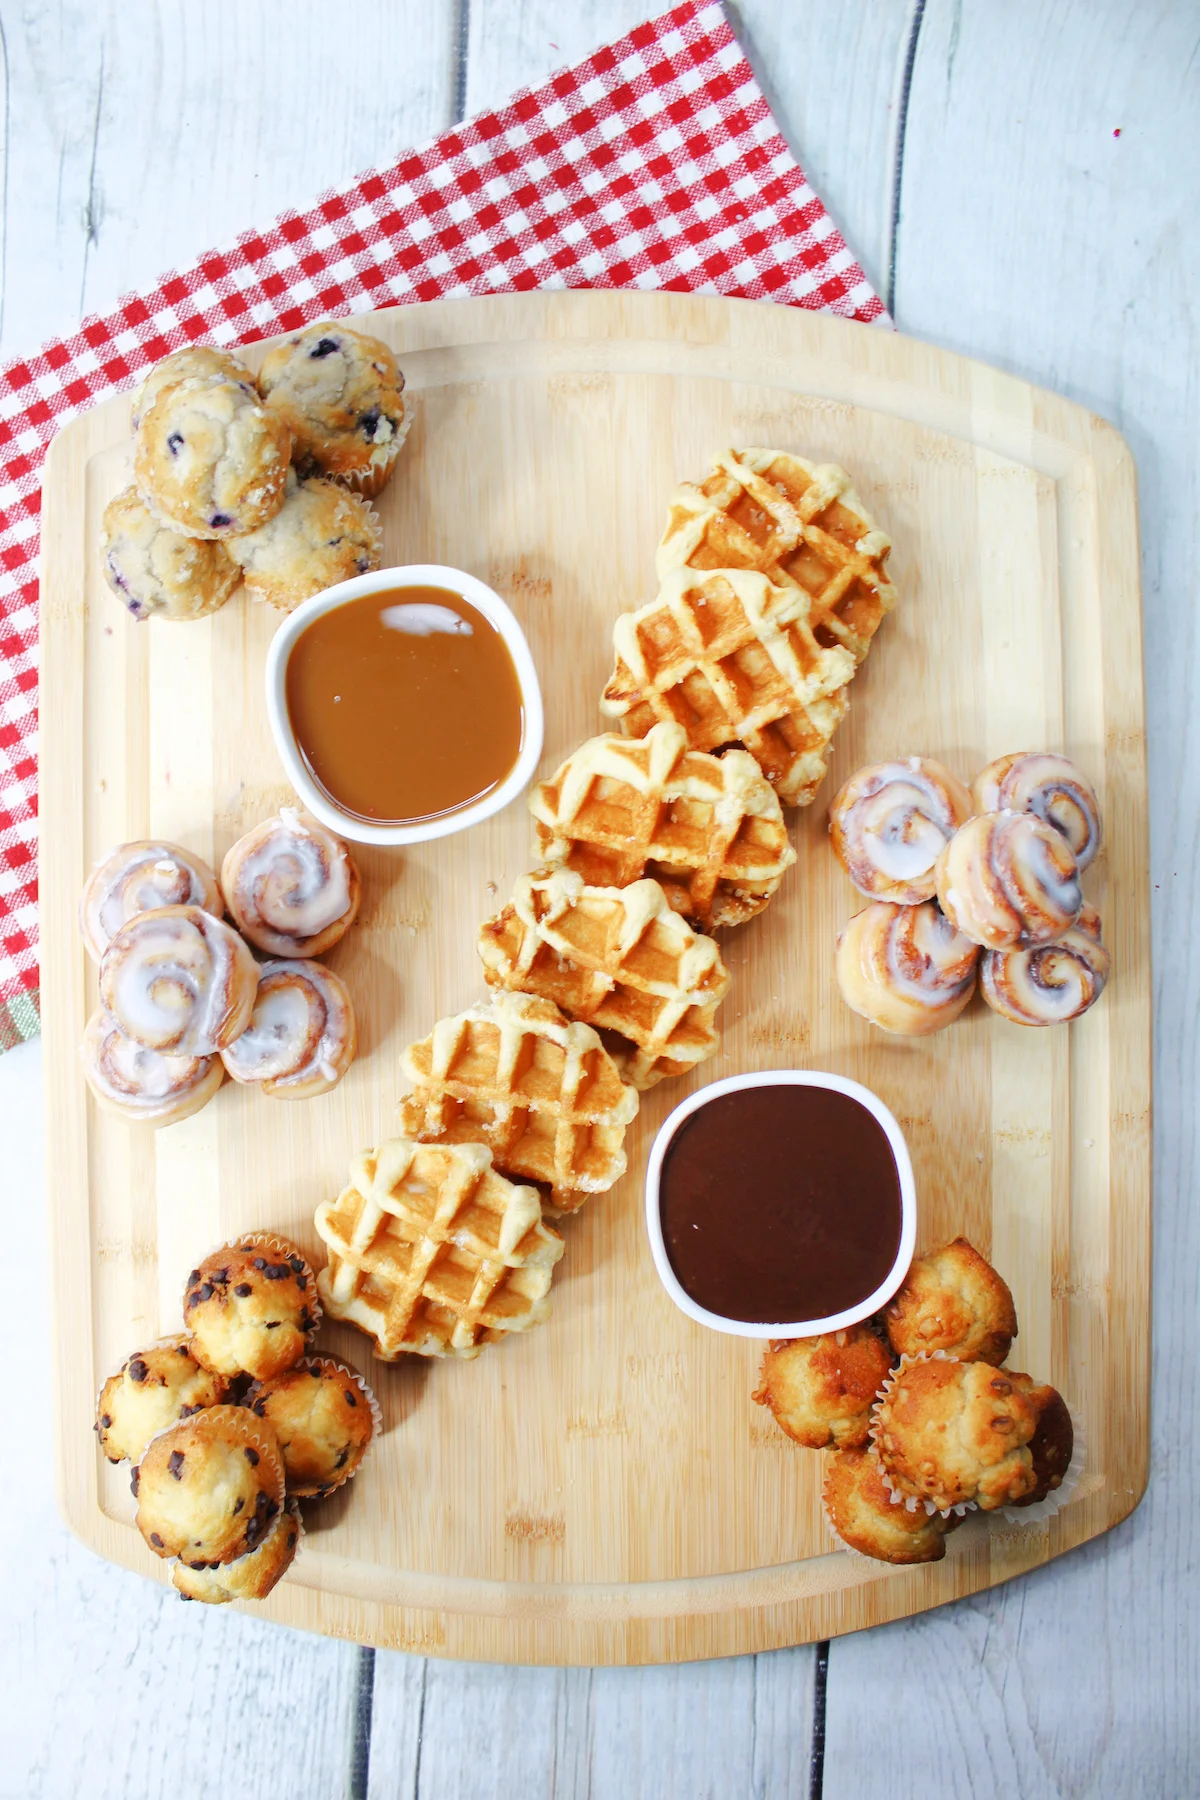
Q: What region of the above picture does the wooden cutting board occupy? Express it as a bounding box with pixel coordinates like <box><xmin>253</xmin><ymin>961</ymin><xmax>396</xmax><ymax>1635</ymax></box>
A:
<box><xmin>40</xmin><ymin>291</ymin><xmax>1150</xmax><ymax>1666</ymax></box>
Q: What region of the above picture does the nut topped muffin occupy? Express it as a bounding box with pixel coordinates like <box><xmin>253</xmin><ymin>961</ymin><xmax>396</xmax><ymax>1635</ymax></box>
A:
<box><xmin>172</xmin><ymin>1498</ymin><xmax>300</xmax><ymax>1604</ymax></box>
<box><xmin>872</xmin><ymin>1357</ymin><xmax>1042</xmax><ymax>1512</ymax></box>
<box><xmin>824</xmin><ymin>1446</ymin><xmax>962</xmax><ymax>1565</ymax></box>
<box><xmin>95</xmin><ymin>1336</ymin><xmax>229</xmax><ymax>1464</ymax></box>
<box><xmin>1006</xmin><ymin>1376</ymin><xmax>1075</xmax><ymax>1508</ymax></box>
<box><xmin>135</xmin><ymin>374</ymin><xmax>291</xmax><ymax>539</ymax></box>
<box><xmin>257</xmin><ymin>321</ymin><xmax>409</xmax><ymax>497</ymax></box>
<box><xmin>100</xmin><ymin>486</ymin><xmax>241</xmax><ymax>622</ymax></box>
<box><xmin>885</xmin><ymin>1237</ymin><xmax>1017</xmax><ymax>1366</ymax></box>
<box><xmin>131</xmin><ymin>345</ymin><xmax>257</xmax><ymax>431</ymax></box>
<box><xmin>244</xmin><ymin>1356</ymin><xmax>377</xmax><ymax>1496</ymax></box>
<box><xmin>228</xmin><ymin>471</ymin><xmax>381</xmax><ymax>611</ymax></box>
<box><xmin>752</xmin><ymin>1326</ymin><xmax>892</xmax><ymax>1450</ymax></box>
<box><xmin>183</xmin><ymin>1236</ymin><xmax>318</xmax><ymax>1380</ymax></box>
<box><xmin>134</xmin><ymin>1404</ymin><xmax>285</xmax><ymax>1566</ymax></box>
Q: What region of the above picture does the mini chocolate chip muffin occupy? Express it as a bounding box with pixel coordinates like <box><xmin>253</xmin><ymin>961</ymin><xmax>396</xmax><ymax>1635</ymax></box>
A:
<box><xmin>824</xmin><ymin>1446</ymin><xmax>962</xmax><ymax>1564</ymax></box>
<box><xmin>244</xmin><ymin>1357</ymin><xmax>377</xmax><ymax>1496</ymax></box>
<box><xmin>172</xmin><ymin>1498</ymin><xmax>300</xmax><ymax>1604</ymax></box>
<box><xmin>135</xmin><ymin>1404</ymin><xmax>285</xmax><ymax>1566</ymax></box>
<box><xmin>183</xmin><ymin>1235</ymin><xmax>319</xmax><ymax>1380</ymax></box>
<box><xmin>96</xmin><ymin>1335</ymin><xmax>230</xmax><ymax>1464</ymax></box>
<box><xmin>100</xmin><ymin>486</ymin><xmax>241</xmax><ymax>623</ymax></box>
<box><xmin>752</xmin><ymin>1326</ymin><xmax>892</xmax><ymax>1450</ymax></box>
<box><xmin>257</xmin><ymin>321</ymin><xmax>409</xmax><ymax>497</ymax></box>
<box><xmin>135</xmin><ymin>374</ymin><xmax>291</xmax><ymax>539</ymax></box>
<box><xmin>228</xmin><ymin>470</ymin><xmax>381</xmax><ymax>610</ymax></box>
<box><xmin>872</xmin><ymin>1358</ymin><xmax>1042</xmax><ymax>1512</ymax></box>
<box><xmin>131</xmin><ymin>345</ymin><xmax>257</xmax><ymax>431</ymax></box>
<box><xmin>885</xmin><ymin>1237</ymin><xmax>1018</xmax><ymax>1366</ymax></box>
<box><xmin>1005</xmin><ymin>1377</ymin><xmax>1074</xmax><ymax>1509</ymax></box>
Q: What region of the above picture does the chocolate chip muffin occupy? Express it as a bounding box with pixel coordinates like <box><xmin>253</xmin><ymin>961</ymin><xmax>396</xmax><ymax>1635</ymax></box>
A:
<box><xmin>172</xmin><ymin>1498</ymin><xmax>300</xmax><ymax>1603</ymax></box>
<box><xmin>752</xmin><ymin>1326</ymin><xmax>892</xmax><ymax>1450</ymax></box>
<box><xmin>135</xmin><ymin>374</ymin><xmax>291</xmax><ymax>539</ymax></box>
<box><xmin>131</xmin><ymin>345</ymin><xmax>257</xmax><ymax>431</ymax></box>
<box><xmin>228</xmin><ymin>470</ymin><xmax>381</xmax><ymax>610</ymax></box>
<box><xmin>885</xmin><ymin>1237</ymin><xmax>1017</xmax><ymax>1366</ymax></box>
<box><xmin>872</xmin><ymin>1358</ymin><xmax>1042</xmax><ymax>1512</ymax></box>
<box><xmin>824</xmin><ymin>1446</ymin><xmax>962</xmax><ymax>1564</ymax></box>
<box><xmin>257</xmin><ymin>321</ymin><xmax>409</xmax><ymax>497</ymax></box>
<box><xmin>134</xmin><ymin>1405</ymin><xmax>285</xmax><ymax>1566</ymax></box>
<box><xmin>100</xmin><ymin>485</ymin><xmax>241</xmax><ymax>622</ymax></box>
<box><xmin>244</xmin><ymin>1357</ymin><xmax>377</xmax><ymax>1496</ymax></box>
<box><xmin>95</xmin><ymin>1335</ymin><xmax>229</xmax><ymax>1464</ymax></box>
<box><xmin>183</xmin><ymin>1236</ymin><xmax>318</xmax><ymax>1380</ymax></box>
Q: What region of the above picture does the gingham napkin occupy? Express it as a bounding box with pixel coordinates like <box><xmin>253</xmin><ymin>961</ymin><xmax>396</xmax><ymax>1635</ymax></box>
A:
<box><xmin>0</xmin><ymin>0</ymin><xmax>882</xmax><ymax>1050</ymax></box>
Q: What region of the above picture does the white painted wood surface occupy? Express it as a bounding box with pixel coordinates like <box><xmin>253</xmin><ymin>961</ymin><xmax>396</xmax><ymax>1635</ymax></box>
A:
<box><xmin>2</xmin><ymin>0</ymin><xmax>1196</xmax><ymax>1793</ymax></box>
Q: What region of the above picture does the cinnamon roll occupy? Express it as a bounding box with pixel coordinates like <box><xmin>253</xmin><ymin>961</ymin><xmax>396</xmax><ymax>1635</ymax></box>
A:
<box><xmin>972</xmin><ymin>752</ymin><xmax>1102</xmax><ymax>870</ymax></box>
<box><xmin>79</xmin><ymin>840</ymin><xmax>223</xmax><ymax>963</ymax></box>
<box><xmin>221</xmin><ymin>960</ymin><xmax>357</xmax><ymax>1099</ymax></box>
<box><xmin>99</xmin><ymin>905</ymin><xmax>259</xmax><ymax>1055</ymax></box>
<box><xmin>935</xmin><ymin>812</ymin><xmax>1082</xmax><ymax>950</ymax></box>
<box><xmin>82</xmin><ymin>1009</ymin><xmax>224</xmax><ymax>1126</ymax></box>
<box><xmin>221</xmin><ymin>808</ymin><xmax>360</xmax><ymax>958</ymax></box>
<box><xmin>836</xmin><ymin>900</ymin><xmax>979</xmax><ymax>1035</ymax></box>
<box><xmin>981</xmin><ymin>903</ymin><xmax>1110</xmax><ymax>1026</ymax></box>
<box><xmin>828</xmin><ymin>757</ymin><xmax>973</xmax><ymax>904</ymax></box>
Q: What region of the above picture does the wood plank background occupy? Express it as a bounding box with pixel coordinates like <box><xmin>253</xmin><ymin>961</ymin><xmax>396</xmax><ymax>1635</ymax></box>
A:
<box><xmin>2</xmin><ymin>0</ymin><xmax>1196</xmax><ymax>1794</ymax></box>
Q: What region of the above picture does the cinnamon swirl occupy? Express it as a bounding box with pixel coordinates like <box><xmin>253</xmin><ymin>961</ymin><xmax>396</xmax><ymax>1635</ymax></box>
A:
<box><xmin>99</xmin><ymin>905</ymin><xmax>259</xmax><ymax>1055</ymax></box>
<box><xmin>221</xmin><ymin>808</ymin><xmax>360</xmax><ymax>957</ymax></box>
<box><xmin>81</xmin><ymin>1009</ymin><xmax>224</xmax><ymax>1126</ymax></box>
<box><xmin>973</xmin><ymin>752</ymin><xmax>1102</xmax><ymax>870</ymax></box>
<box><xmin>836</xmin><ymin>900</ymin><xmax>979</xmax><ymax>1035</ymax></box>
<box><xmin>828</xmin><ymin>757</ymin><xmax>973</xmax><ymax>904</ymax></box>
<box><xmin>221</xmin><ymin>960</ymin><xmax>357</xmax><ymax>1099</ymax></box>
<box><xmin>80</xmin><ymin>840</ymin><xmax>222</xmax><ymax>963</ymax></box>
<box><xmin>981</xmin><ymin>904</ymin><xmax>1110</xmax><ymax>1026</ymax></box>
<box><xmin>935</xmin><ymin>812</ymin><xmax>1082</xmax><ymax>950</ymax></box>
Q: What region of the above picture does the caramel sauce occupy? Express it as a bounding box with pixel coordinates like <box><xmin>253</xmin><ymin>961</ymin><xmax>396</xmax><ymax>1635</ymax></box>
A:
<box><xmin>285</xmin><ymin>585</ymin><xmax>525</xmax><ymax>824</ymax></box>
<box><xmin>659</xmin><ymin>1085</ymin><xmax>903</xmax><ymax>1323</ymax></box>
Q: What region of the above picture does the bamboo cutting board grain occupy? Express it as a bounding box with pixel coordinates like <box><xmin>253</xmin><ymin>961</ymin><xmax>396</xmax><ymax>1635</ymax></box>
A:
<box><xmin>40</xmin><ymin>291</ymin><xmax>1150</xmax><ymax>1665</ymax></box>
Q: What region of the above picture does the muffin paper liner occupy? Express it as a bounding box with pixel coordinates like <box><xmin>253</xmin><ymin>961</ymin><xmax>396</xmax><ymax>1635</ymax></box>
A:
<box><xmin>192</xmin><ymin>1231</ymin><xmax>323</xmax><ymax>1340</ymax></box>
<box><xmin>999</xmin><ymin>1410</ymin><xmax>1086</xmax><ymax>1525</ymax></box>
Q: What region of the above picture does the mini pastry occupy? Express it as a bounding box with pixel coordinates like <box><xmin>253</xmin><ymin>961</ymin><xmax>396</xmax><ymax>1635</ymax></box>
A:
<box><xmin>99</xmin><ymin>905</ymin><xmax>259</xmax><ymax>1055</ymax></box>
<box><xmin>244</xmin><ymin>1356</ymin><xmax>377</xmax><ymax>1496</ymax></box>
<box><xmin>972</xmin><ymin>751</ymin><xmax>1101</xmax><ymax>870</ymax></box>
<box><xmin>82</xmin><ymin>1009</ymin><xmax>225</xmax><ymax>1127</ymax></box>
<box><xmin>221</xmin><ymin>808</ymin><xmax>360</xmax><ymax>958</ymax></box>
<box><xmin>183</xmin><ymin>1237</ymin><xmax>319</xmax><ymax>1381</ymax></box>
<box><xmin>257</xmin><ymin>321</ymin><xmax>409</xmax><ymax>497</ymax></box>
<box><xmin>1006</xmin><ymin>1377</ymin><xmax>1075</xmax><ymax>1508</ymax></box>
<box><xmin>228</xmin><ymin>470</ymin><xmax>381</xmax><ymax>611</ymax></box>
<box><xmin>134</xmin><ymin>1404</ymin><xmax>285</xmax><ymax>1566</ymax></box>
<box><xmin>824</xmin><ymin>1446</ymin><xmax>961</xmax><ymax>1565</ymax></box>
<box><xmin>134</xmin><ymin>374</ymin><xmax>291</xmax><ymax>539</ymax></box>
<box><xmin>828</xmin><ymin>757</ymin><xmax>973</xmax><ymax>904</ymax></box>
<box><xmin>884</xmin><ymin>1237</ymin><xmax>1017</xmax><ymax>1366</ymax></box>
<box><xmin>752</xmin><ymin>1326</ymin><xmax>892</xmax><ymax>1449</ymax></box>
<box><xmin>220</xmin><ymin>960</ymin><xmax>356</xmax><ymax>1099</ymax></box>
<box><xmin>835</xmin><ymin>899</ymin><xmax>979</xmax><ymax>1035</ymax></box>
<box><xmin>935</xmin><ymin>812</ymin><xmax>1082</xmax><ymax>950</ymax></box>
<box><xmin>96</xmin><ymin>1336</ymin><xmax>229</xmax><ymax>1464</ymax></box>
<box><xmin>871</xmin><ymin>1358</ymin><xmax>1042</xmax><ymax>1512</ymax></box>
<box><xmin>130</xmin><ymin>345</ymin><xmax>256</xmax><ymax>431</ymax></box>
<box><xmin>80</xmin><ymin>839</ymin><xmax>223</xmax><ymax>962</ymax></box>
<box><xmin>173</xmin><ymin>1498</ymin><xmax>300</xmax><ymax>1604</ymax></box>
<box><xmin>99</xmin><ymin>487</ymin><xmax>240</xmax><ymax>623</ymax></box>
<box><xmin>981</xmin><ymin>903</ymin><xmax>1110</xmax><ymax>1026</ymax></box>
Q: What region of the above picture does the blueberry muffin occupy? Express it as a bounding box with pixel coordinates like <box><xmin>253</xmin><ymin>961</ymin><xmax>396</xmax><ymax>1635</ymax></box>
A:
<box><xmin>824</xmin><ymin>1446</ymin><xmax>962</xmax><ymax>1564</ymax></box>
<box><xmin>135</xmin><ymin>374</ymin><xmax>291</xmax><ymax>539</ymax></box>
<box><xmin>244</xmin><ymin>1357</ymin><xmax>377</xmax><ymax>1496</ymax></box>
<box><xmin>173</xmin><ymin>1498</ymin><xmax>300</xmax><ymax>1603</ymax></box>
<box><xmin>183</xmin><ymin>1236</ymin><xmax>318</xmax><ymax>1380</ymax></box>
<box><xmin>228</xmin><ymin>470</ymin><xmax>381</xmax><ymax>610</ymax></box>
<box><xmin>131</xmin><ymin>345</ymin><xmax>257</xmax><ymax>431</ymax></box>
<box><xmin>257</xmin><ymin>321</ymin><xmax>409</xmax><ymax>497</ymax></box>
<box><xmin>95</xmin><ymin>1336</ymin><xmax>229</xmax><ymax>1464</ymax></box>
<box><xmin>884</xmin><ymin>1237</ymin><xmax>1017</xmax><ymax>1366</ymax></box>
<box><xmin>872</xmin><ymin>1358</ymin><xmax>1042</xmax><ymax>1512</ymax></box>
<box><xmin>134</xmin><ymin>1405</ymin><xmax>285</xmax><ymax>1566</ymax></box>
<box><xmin>100</xmin><ymin>486</ymin><xmax>241</xmax><ymax>622</ymax></box>
<box><xmin>752</xmin><ymin>1326</ymin><xmax>892</xmax><ymax>1450</ymax></box>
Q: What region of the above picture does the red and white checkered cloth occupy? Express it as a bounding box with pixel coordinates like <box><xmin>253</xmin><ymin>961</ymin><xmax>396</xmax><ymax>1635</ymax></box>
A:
<box><xmin>0</xmin><ymin>0</ymin><xmax>882</xmax><ymax>1049</ymax></box>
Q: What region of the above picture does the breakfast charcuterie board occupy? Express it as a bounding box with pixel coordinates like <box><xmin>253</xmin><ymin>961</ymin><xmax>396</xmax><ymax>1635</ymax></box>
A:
<box><xmin>41</xmin><ymin>291</ymin><xmax>1149</xmax><ymax>1665</ymax></box>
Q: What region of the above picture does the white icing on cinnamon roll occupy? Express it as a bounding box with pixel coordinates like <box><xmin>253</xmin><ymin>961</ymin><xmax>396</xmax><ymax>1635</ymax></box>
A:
<box><xmin>82</xmin><ymin>1008</ymin><xmax>224</xmax><ymax>1126</ymax></box>
<box><xmin>221</xmin><ymin>808</ymin><xmax>360</xmax><ymax>957</ymax></box>
<box><xmin>828</xmin><ymin>758</ymin><xmax>973</xmax><ymax>904</ymax></box>
<box><xmin>80</xmin><ymin>840</ymin><xmax>223</xmax><ymax>962</ymax></box>
<box><xmin>981</xmin><ymin>904</ymin><xmax>1110</xmax><ymax>1026</ymax></box>
<box><xmin>221</xmin><ymin>960</ymin><xmax>357</xmax><ymax>1099</ymax></box>
<box><xmin>935</xmin><ymin>812</ymin><xmax>1082</xmax><ymax>950</ymax></box>
<box><xmin>99</xmin><ymin>904</ymin><xmax>259</xmax><ymax>1054</ymax></box>
<box><xmin>972</xmin><ymin>752</ymin><xmax>1101</xmax><ymax>870</ymax></box>
<box><xmin>836</xmin><ymin>900</ymin><xmax>979</xmax><ymax>1036</ymax></box>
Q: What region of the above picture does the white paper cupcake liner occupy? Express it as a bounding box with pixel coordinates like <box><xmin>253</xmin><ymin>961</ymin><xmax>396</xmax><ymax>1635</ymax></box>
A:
<box><xmin>999</xmin><ymin>1408</ymin><xmax>1086</xmax><ymax>1525</ymax></box>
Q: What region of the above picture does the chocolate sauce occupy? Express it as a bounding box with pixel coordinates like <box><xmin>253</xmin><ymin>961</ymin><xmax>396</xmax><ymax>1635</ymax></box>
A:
<box><xmin>658</xmin><ymin>1084</ymin><xmax>903</xmax><ymax>1323</ymax></box>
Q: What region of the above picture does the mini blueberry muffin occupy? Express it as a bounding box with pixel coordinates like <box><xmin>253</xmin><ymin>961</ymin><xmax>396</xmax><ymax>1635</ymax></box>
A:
<box><xmin>131</xmin><ymin>345</ymin><xmax>257</xmax><ymax>431</ymax></box>
<box><xmin>824</xmin><ymin>1446</ymin><xmax>962</xmax><ymax>1565</ymax></box>
<box><xmin>183</xmin><ymin>1236</ymin><xmax>318</xmax><ymax>1380</ymax></box>
<box><xmin>135</xmin><ymin>374</ymin><xmax>291</xmax><ymax>539</ymax></box>
<box><xmin>95</xmin><ymin>1335</ymin><xmax>229</xmax><ymax>1464</ymax></box>
<box><xmin>752</xmin><ymin>1326</ymin><xmax>892</xmax><ymax>1450</ymax></box>
<box><xmin>1006</xmin><ymin>1376</ymin><xmax>1074</xmax><ymax>1508</ymax></box>
<box><xmin>885</xmin><ymin>1237</ymin><xmax>1017</xmax><ymax>1366</ymax></box>
<box><xmin>228</xmin><ymin>470</ymin><xmax>381</xmax><ymax>610</ymax></box>
<box><xmin>244</xmin><ymin>1357</ymin><xmax>377</xmax><ymax>1496</ymax></box>
<box><xmin>100</xmin><ymin>486</ymin><xmax>241</xmax><ymax>622</ymax></box>
<box><xmin>173</xmin><ymin>1498</ymin><xmax>300</xmax><ymax>1604</ymax></box>
<box><xmin>134</xmin><ymin>1404</ymin><xmax>285</xmax><ymax>1566</ymax></box>
<box><xmin>872</xmin><ymin>1358</ymin><xmax>1042</xmax><ymax>1512</ymax></box>
<box><xmin>257</xmin><ymin>322</ymin><xmax>409</xmax><ymax>497</ymax></box>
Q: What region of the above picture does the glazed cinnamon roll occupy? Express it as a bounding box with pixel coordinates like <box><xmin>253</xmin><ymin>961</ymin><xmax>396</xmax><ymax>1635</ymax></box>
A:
<box><xmin>973</xmin><ymin>752</ymin><xmax>1101</xmax><ymax>871</ymax></box>
<box><xmin>79</xmin><ymin>840</ymin><xmax>223</xmax><ymax>963</ymax></box>
<box><xmin>836</xmin><ymin>900</ymin><xmax>979</xmax><ymax>1035</ymax></box>
<box><xmin>935</xmin><ymin>812</ymin><xmax>1082</xmax><ymax>950</ymax></box>
<box><xmin>99</xmin><ymin>905</ymin><xmax>259</xmax><ymax>1055</ymax></box>
<box><xmin>981</xmin><ymin>904</ymin><xmax>1110</xmax><ymax>1026</ymax></box>
<box><xmin>221</xmin><ymin>960</ymin><xmax>357</xmax><ymax>1099</ymax></box>
<box><xmin>828</xmin><ymin>758</ymin><xmax>973</xmax><ymax>904</ymax></box>
<box><xmin>82</xmin><ymin>1009</ymin><xmax>224</xmax><ymax>1126</ymax></box>
<box><xmin>221</xmin><ymin>808</ymin><xmax>360</xmax><ymax>957</ymax></box>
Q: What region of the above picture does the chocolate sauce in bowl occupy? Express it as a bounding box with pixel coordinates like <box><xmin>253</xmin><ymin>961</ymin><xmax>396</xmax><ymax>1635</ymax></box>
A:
<box><xmin>658</xmin><ymin>1084</ymin><xmax>903</xmax><ymax>1323</ymax></box>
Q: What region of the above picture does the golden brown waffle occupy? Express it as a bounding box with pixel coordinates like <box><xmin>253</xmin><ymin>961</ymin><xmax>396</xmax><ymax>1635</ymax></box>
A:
<box><xmin>479</xmin><ymin>868</ymin><xmax>731</xmax><ymax>1089</ymax></box>
<box><xmin>530</xmin><ymin>721</ymin><xmax>795</xmax><ymax>929</ymax></box>
<box><xmin>314</xmin><ymin>1137</ymin><xmax>564</xmax><ymax>1360</ymax></box>
<box><xmin>398</xmin><ymin>991</ymin><xmax>638</xmax><ymax>1215</ymax></box>
<box><xmin>656</xmin><ymin>448</ymin><xmax>898</xmax><ymax>664</ymax></box>
<box><xmin>601</xmin><ymin>565</ymin><xmax>855</xmax><ymax>806</ymax></box>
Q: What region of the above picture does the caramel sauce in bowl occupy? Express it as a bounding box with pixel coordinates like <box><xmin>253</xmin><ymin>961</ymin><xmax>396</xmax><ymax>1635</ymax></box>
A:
<box><xmin>644</xmin><ymin>1072</ymin><xmax>917</xmax><ymax>1338</ymax></box>
<box><xmin>265</xmin><ymin>565</ymin><xmax>543</xmax><ymax>846</ymax></box>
